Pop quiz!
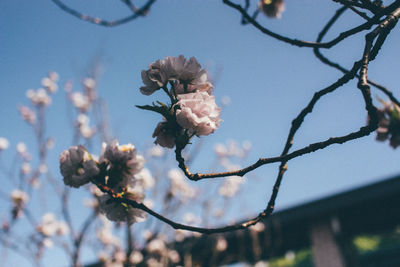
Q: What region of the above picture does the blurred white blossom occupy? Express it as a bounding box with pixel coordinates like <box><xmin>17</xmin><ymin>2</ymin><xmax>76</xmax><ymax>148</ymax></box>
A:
<box><xmin>146</xmin><ymin>238</ymin><xmax>166</xmax><ymax>254</ymax></box>
<box><xmin>149</xmin><ymin>145</ymin><xmax>164</xmax><ymax>157</ymax></box>
<box><xmin>168</xmin><ymin>169</ymin><xmax>196</xmax><ymax>199</ymax></box>
<box><xmin>71</xmin><ymin>92</ymin><xmax>91</xmax><ymax>111</ymax></box>
<box><xmin>41</xmin><ymin>76</ymin><xmax>58</xmax><ymax>93</ymax></box>
<box><xmin>18</xmin><ymin>105</ymin><xmax>36</xmax><ymax>124</ymax></box>
<box><xmin>218</xmin><ymin>176</ymin><xmax>244</xmax><ymax>197</ymax></box>
<box><xmin>26</xmin><ymin>88</ymin><xmax>51</xmax><ymax>106</ymax></box>
<box><xmin>136</xmin><ymin>168</ymin><xmax>155</xmax><ymax>189</ymax></box>
<box><xmin>37</xmin><ymin>213</ymin><xmax>68</xmax><ymax>237</ymax></box>
<box><xmin>129</xmin><ymin>251</ymin><xmax>143</xmax><ymax>264</ymax></box>
<box><xmin>0</xmin><ymin>137</ymin><xmax>10</xmax><ymax>151</ymax></box>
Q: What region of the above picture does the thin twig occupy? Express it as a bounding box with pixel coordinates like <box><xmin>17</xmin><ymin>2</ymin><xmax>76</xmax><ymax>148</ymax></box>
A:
<box><xmin>222</xmin><ymin>0</ymin><xmax>399</xmax><ymax>48</ymax></box>
<box><xmin>51</xmin><ymin>0</ymin><xmax>156</xmax><ymax>27</ymax></box>
<box><xmin>313</xmin><ymin>6</ymin><xmax>400</xmax><ymax>106</ymax></box>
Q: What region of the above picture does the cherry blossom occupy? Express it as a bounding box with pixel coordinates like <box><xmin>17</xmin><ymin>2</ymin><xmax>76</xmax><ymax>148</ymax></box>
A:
<box><xmin>175</xmin><ymin>91</ymin><xmax>221</xmax><ymax>136</ymax></box>
<box><xmin>59</xmin><ymin>145</ymin><xmax>99</xmax><ymax>188</ymax></box>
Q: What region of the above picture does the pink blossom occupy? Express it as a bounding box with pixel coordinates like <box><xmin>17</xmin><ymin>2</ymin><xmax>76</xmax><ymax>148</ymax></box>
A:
<box><xmin>100</xmin><ymin>141</ymin><xmax>145</xmax><ymax>187</ymax></box>
<box><xmin>174</xmin><ymin>91</ymin><xmax>221</xmax><ymax>136</ymax></box>
<box><xmin>98</xmin><ymin>191</ymin><xmax>147</xmax><ymax>225</ymax></box>
<box><xmin>18</xmin><ymin>105</ymin><xmax>36</xmax><ymax>124</ymax></box>
<box><xmin>140</xmin><ymin>55</ymin><xmax>213</xmax><ymax>95</ymax></box>
<box><xmin>59</xmin><ymin>146</ymin><xmax>99</xmax><ymax>188</ymax></box>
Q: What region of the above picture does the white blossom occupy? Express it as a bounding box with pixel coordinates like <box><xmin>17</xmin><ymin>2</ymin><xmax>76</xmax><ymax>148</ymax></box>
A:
<box><xmin>136</xmin><ymin>168</ymin><xmax>155</xmax><ymax>189</ymax></box>
<box><xmin>83</xmin><ymin>77</ymin><xmax>96</xmax><ymax>90</ymax></box>
<box><xmin>140</xmin><ymin>68</ymin><xmax>162</xmax><ymax>95</ymax></box>
<box><xmin>168</xmin><ymin>169</ymin><xmax>196</xmax><ymax>199</ymax></box>
<box><xmin>10</xmin><ymin>189</ymin><xmax>29</xmax><ymax>207</ymax></box>
<box><xmin>114</xmin><ymin>250</ymin><xmax>126</xmax><ymax>263</ymax></box>
<box><xmin>42</xmin><ymin>238</ymin><xmax>54</xmax><ymax>248</ymax></box>
<box><xmin>0</xmin><ymin>137</ymin><xmax>10</xmax><ymax>151</ymax></box>
<box><xmin>164</xmin><ymin>55</ymin><xmax>208</xmax><ymax>87</ymax></box>
<box><xmin>146</xmin><ymin>238</ymin><xmax>166</xmax><ymax>254</ymax></box>
<box><xmin>16</xmin><ymin>142</ymin><xmax>27</xmax><ymax>154</ymax></box>
<box><xmin>100</xmin><ymin>141</ymin><xmax>145</xmax><ymax>188</ymax></box>
<box><xmin>221</xmin><ymin>95</ymin><xmax>231</xmax><ymax>106</ymax></box>
<box><xmin>251</xmin><ymin>222</ymin><xmax>265</xmax><ymax>233</ymax></box>
<box><xmin>56</xmin><ymin>221</ymin><xmax>70</xmax><ymax>236</ymax></box>
<box><xmin>39</xmin><ymin>163</ymin><xmax>48</xmax><ymax>174</ymax></box>
<box><xmin>59</xmin><ymin>145</ymin><xmax>99</xmax><ymax>188</ymax></box>
<box><xmin>83</xmin><ymin>77</ymin><xmax>97</xmax><ymax>101</ymax></box>
<box><xmin>18</xmin><ymin>105</ymin><xmax>36</xmax><ymax>124</ymax></box>
<box><xmin>37</xmin><ymin>213</ymin><xmax>58</xmax><ymax>236</ymax></box>
<box><xmin>71</xmin><ymin>92</ymin><xmax>91</xmax><ymax>111</ymax></box>
<box><xmin>183</xmin><ymin>213</ymin><xmax>201</xmax><ymax>225</ymax></box>
<box><xmin>98</xmin><ymin>191</ymin><xmax>147</xmax><ymax>225</ymax></box>
<box><xmin>129</xmin><ymin>251</ymin><xmax>143</xmax><ymax>264</ymax></box>
<box><xmin>21</xmin><ymin>162</ymin><xmax>31</xmax><ymax>174</ymax></box>
<box><xmin>46</xmin><ymin>137</ymin><xmax>55</xmax><ymax>149</ymax></box>
<box><xmin>149</xmin><ymin>145</ymin><xmax>164</xmax><ymax>157</ymax></box>
<box><xmin>175</xmin><ymin>91</ymin><xmax>221</xmax><ymax>136</ymax></box>
<box><xmin>143</xmin><ymin>198</ymin><xmax>154</xmax><ymax>209</ymax></box>
<box><xmin>218</xmin><ymin>176</ymin><xmax>244</xmax><ymax>197</ymax></box>
<box><xmin>48</xmin><ymin>71</ymin><xmax>59</xmax><ymax>82</ymax></box>
<box><xmin>97</xmin><ymin>216</ymin><xmax>121</xmax><ymax>247</ymax></box>
<box><xmin>41</xmin><ymin>77</ymin><xmax>58</xmax><ymax>93</ymax></box>
<box><xmin>26</xmin><ymin>88</ymin><xmax>51</xmax><ymax>106</ymax></box>
<box><xmin>140</xmin><ymin>55</ymin><xmax>213</xmax><ymax>95</ymax></box>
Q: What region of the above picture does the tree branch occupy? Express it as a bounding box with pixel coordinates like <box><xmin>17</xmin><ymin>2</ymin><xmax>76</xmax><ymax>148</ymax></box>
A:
<box><xmin>51</xmin><ymin>0</ymin><xmax>156</xmax><ymax>27</ymax></box>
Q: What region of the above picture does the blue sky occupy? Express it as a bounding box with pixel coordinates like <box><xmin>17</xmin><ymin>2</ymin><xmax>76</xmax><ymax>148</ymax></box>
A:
<box><xmin>1</xmin><ymin>0</ymin><xmax>400</xmax><ymax>265</ymax></box>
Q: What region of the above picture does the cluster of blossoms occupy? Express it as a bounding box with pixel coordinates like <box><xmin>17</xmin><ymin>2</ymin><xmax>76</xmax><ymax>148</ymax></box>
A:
<box><xmin>59</xmin><ymin>141</ymin><xmax>148</xmax><ymax>224</ymax></box>
<box><xmin>25</xmin><ymin>71</ymin><xmax>58</xmax><ymax>107</ymax></box>
<box><xmin>139</xmin><ymin>55</ymin><xmax>221</xmax><ymax>149</ymax></box>
<box><xmin>36</xmin><ymin>213</ymin><xmax>69</xmax><ymax>248</ymax></box>
<box><xmin>258</xmin><ymin>0</ymin><xmax>285</xmax><ymax>19</ymax></box>
<box><xmin>18</xmin><ymin>71</ymin><xmax>58</xmax><ymax>126</ymax></box>
<box><xmin>65</xmin><ymin>77</ymin><xmax>98</xmax><ymax>139</ymax></box>
<box><xmin>375</xmin><ymin>100</ymin><xmax>400</xmax><ymax>148</ymax></box>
